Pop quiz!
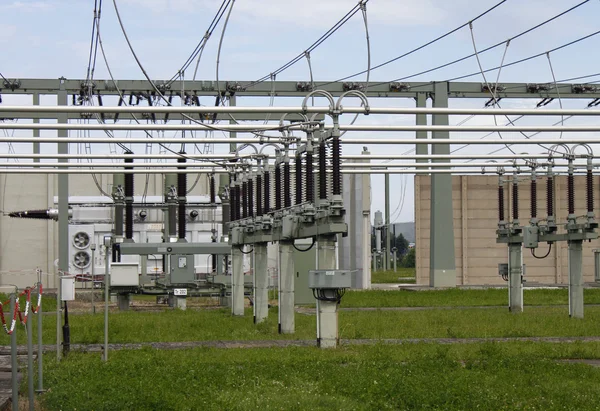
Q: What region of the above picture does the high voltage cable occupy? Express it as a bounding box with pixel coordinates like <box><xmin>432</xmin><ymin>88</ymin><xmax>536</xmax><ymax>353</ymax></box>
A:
<box><xmin>166</xmin><ymin>0</ymin><xmax>231</xmax><ymax>85</ymax></box>
<box><xmin>366</xmin><ymin>0</ymin><xmax>594</xmax><ymax>89</ymax></box>
<box><xmin>243</xmin><ymin>0</ymin><xmax>367</xmax><ymax>89</ymax></box>
<box><xmin>323</xmin><ymin>0</ymin><xmax>509</xmax><ymax>86</ymax></box>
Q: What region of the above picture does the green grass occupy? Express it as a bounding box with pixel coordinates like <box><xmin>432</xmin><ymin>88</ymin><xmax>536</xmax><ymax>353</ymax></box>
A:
<box><xmin>38</xmin><ymin>342</ymin><xmax>600</xmax><ymax>410</ymax></box>
<box><xmin>6</xmin><ymin>305</ymin><xmax>600</xmax><ymax>346</ymax></box>
<box><xmin>343</xmin><ymin>287</ymin><xmax>600</xmax><ymax>308</ymax></box>
<box><xmin>371</xmin><ymin>268</ymin><xmax>416</xmax><ymax>283</ymax></box>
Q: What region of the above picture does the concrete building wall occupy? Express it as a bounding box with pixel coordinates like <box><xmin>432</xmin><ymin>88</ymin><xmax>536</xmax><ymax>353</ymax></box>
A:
<box><xmin>0</xmin><ymin>172</ymin><xmax>211</xmax><ymax>288</ymax></box>
<box><xmin>416</xmin><ymin>175</ymin><xmax>600</xmax><ymax>286</ymax></box>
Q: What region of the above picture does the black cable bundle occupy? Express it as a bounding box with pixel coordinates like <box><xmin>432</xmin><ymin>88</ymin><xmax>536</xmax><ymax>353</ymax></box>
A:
<box><xmin>498</xmin><ymin>185</ymin><xmax>505</xmax><ymax>222</ymax></box>
<box><xmin>319</xmin><ymin>141</ymin><xmax>327</xmax><ymax>200</ymax></box>
<box><xmin>568</xmin><ymin>173</ymin><xmax>575</xmax><ymax>215</ymax></box>
<box><xmin>284</xmin><ymin>161</ymin><xmax>291</xmax><ymax>208</ymax></box>
<box><xmin>332</xmin><ymin>137</ymin><xmax>341</xmax><ymax>196</ymax></box>
<box><xmin>306</xmin><ymin>151</ymin><xmax>314</xmax><ymax>203</ymax></box>
<box><xmin>256</xmin><ymin>173</ymin><xmax>263</xmax><ymax>217</ymax></box>
<box><xmin>295</xmin><ymin>155</ymin><xmax>302</xmax><ymax>205</ymax></box>
<box><xmin>248</xmin><ymin>178</ymin><xmax>254</xmax><ymax>218</ymax></box>
<box><xmin>587</xmin><ymin>169</ymin><xmax>594</xmax><ymax>213</ymax></box>
<box><xmin>264</xmin><ymin>170</ymin><xmax>271</xmax><ymax>214</ymax></box>
<box><xmin>275</xmin><ymin>164</ymin><xmax>282</xmax><ymax>210</ymax></box>
<box><xmin>530</xmin><ymin>179</ymin><xmax>537</xmax><ymax>219</ymax></box>
<box><xmin>242</xmin><ymin>180</ymin><xmax>248</xmax><ymax>219</ymax></box>
<box><xmin>547</xmin><ymin>176</ymin><xmax>554</xmax><ymax>217</ymax></box>
<box><xmin>512</xmin><ymin>179</ymin><xmax>519</xmax><ymax>220</ymax></box>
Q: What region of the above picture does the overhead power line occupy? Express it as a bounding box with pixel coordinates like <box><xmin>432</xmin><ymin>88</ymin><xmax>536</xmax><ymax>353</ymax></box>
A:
<box><xmin>243</xmin><ymin>0</ymin><xmax>367</xmax><ymax>89</ymax></box>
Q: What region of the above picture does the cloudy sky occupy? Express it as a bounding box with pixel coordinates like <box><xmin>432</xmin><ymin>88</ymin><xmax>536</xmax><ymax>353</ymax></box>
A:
<box><xmin>1</xmin><ymin>0</ymin><xmax>600</xmax><ymax>223</ymax></box>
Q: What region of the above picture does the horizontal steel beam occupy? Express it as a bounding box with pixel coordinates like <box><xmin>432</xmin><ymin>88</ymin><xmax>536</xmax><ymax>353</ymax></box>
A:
<box><xmin>1</xmin><ymin>105</ymin><xmax>598</xmax><ymax>116</ymax></box>
<box><xmin>117</xmin><ymin>242</ymin><xmax>231</xmax><ymax>255</ymax></box>
<box><xmin>2</xmin><ymin>124</ymin><xmax>600</xmax><ymax>132</ymax></box>
<box><xmin>0</xmin><ymin>137</ymin><xmax>599</xmax><ymax>145</ymax></box>
<box><xmin>2</xmin><ymin>79</ymin><xmax>600</xmax><ymax>98</ymax></box>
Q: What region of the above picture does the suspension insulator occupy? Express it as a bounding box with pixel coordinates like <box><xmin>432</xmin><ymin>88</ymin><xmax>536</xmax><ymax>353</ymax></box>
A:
<box><xmin>248</xmin><ymin>178</ymin><xmax>254</xmax><ymax>218</ymax></box>
<box><xmin>275</xmin><ymin>165</ymin><xmax>282</xmax><ymax>210</ymax></box>
<box><xmin>512</xmin><ymin>179</ymin><xmax>519</xmax><ymax>221</ymax></box>
<box><xmin>498</xmin><ymin>185</ymin><xmax>505</xmax><ymax>222</ymax></box>
<box><xmin>177</xmin><ymin>155</ymin><xmax>187</xmax><ymax>239</ymax></box>
<box><xmin>332</xmin><ymin>137</ymin><xmax>341</xmax><ymax>196</ymax></box>
<box><xmin>319</xmin><ymin>141</ymin><xmax>327</xmax><ymax>200</ymax></box>
<box><xmin>242</xmin><ymin>181</ymin><xmax>248</xmax><ymax>219</ymax></box>
<box><xmin>124</xmin><ymin>153</ymin><xmax>134</xmax><ymax>240</ymax></box>
<box><xmin>235</xmin><ymin>184</ymin><xmax>241</xmax><ymax>221</ymax></box>
<box><xmin>568</xmin><ymin>173</ymin><xmax>575</xmax><ymax>215</ymax></box>
<box><xmin>256</xmin><ymin>174</ymin><xmax>263</xmax><ymax>217</ymax></box>
<box><xmin>284</xmin><ymin>161</ymin><xmax>291</xmax><ymax>208</ymax></box>
<box><xmin>587</xmin><ymin>169</ymin><xmax>594</xmax><ymax>213</ymax></box>
<box><xmin>209</xmin><ymin>174</ymin><xmax>216</xmax><ymax>205</ymax></box>
<box><xmin>531</xmin><ymin>179</ymin><xmax>537</xmax><ymax>219</ymax></box>
<box><xmin>547</xmin><ymin>176</ymin><xmax>554</xmax><ymax>217</ymax></box>
<box><xmin>295</xmin><ymin>156</ymin><xmax>302</xmax><ymax>205</ymax></box>
<box><xmin>264</xmin><ymin>171</ymin><xmax>271</xmax><ymax>214</ymax></box>
<box><xmin>306</xmin><ymin>152</ymin><xmax>314</xmax><ymax>203</ymax></box>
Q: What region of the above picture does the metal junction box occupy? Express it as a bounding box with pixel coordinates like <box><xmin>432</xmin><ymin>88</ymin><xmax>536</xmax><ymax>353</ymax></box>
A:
<box><xmin>111</xmin><ymin>263</ymin><xmax>140</xmax><ymax>287</ymax></box>
<box><xmin>308</xmin><ymin>270</ymin><xmax>352</xmax><ymax>289</ymax></box>
<box><xmin>523</xmin><ymin>226</ymin><xmax>539</xmax><ymax>249</ymax></box>
<box><xmin>282</xmin><ymin>216</ymin><xmax>299</xmax><ymax>240</ymax></box>
<box><xmin>170</xmin><ymin>254</ymin><xmax>195</xmax><ymax>284</ymax></box>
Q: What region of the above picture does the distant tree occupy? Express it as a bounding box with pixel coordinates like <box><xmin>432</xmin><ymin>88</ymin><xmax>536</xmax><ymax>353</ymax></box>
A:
<box><xmin>401</xmin><ymin>247</ymin><xmax>415</xmax><ymax>268</ymax></box>
<box><xmin>393</xmin><ymin>233</ymin><xmax>409</xmax><ymax>256</ymax></box>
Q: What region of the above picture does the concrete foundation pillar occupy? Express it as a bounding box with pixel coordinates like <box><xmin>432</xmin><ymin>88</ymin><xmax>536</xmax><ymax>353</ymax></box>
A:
<box><xmin>279</xmin><ymin>241</ymin><xmax>295</xmax><ymax>334</ymax></box>
<box><xmin>174</xmin><ymin>296</ymin><xmax>187</xmax><ymax>311</ymax></box>
<box><xmin>569</xmin><ymin>240</ymin><xmax>584</xmax><ymax>318</ymax></box>
<box><xmin>117</xmin><ymin>294</ymin><xmax>130</xmax><ymax>311</ymax></box>
<box><xmin>254</xmin><ymin>243</ymin><xmax>269</xmax><ymax>323</ymax></box>
<box><xmin>317</xmin><ymin>297</ymin><xmax>339</xmax><ymax>348</ymax></box>
<box><xmin>232</xmin><ymin>246</ymin><xmax>245</xmax><ymax>316</ymax></box>
<box><xmin>508</xmin><ymin>243</ymin><xmax>523</xmax><ymax>313</ymax></box>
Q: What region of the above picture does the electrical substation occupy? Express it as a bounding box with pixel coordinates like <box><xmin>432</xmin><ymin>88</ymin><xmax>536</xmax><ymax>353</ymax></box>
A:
<box><xmin>3</xmin><ymin>0</ymin><xmax>600</xmax><ymax>408</ymax></box>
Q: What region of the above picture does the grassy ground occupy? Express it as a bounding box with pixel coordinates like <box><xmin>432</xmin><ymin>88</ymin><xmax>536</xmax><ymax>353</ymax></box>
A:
<box><xmin>38</xmin><ymin>342</ymin><xmax>600</xmax><ymax>410</ymax></box>
<box><xmin>6</xmin><ymin>305</ymin><xmax>600</xmax><ymax>346</ymax></box>
<box><xmin>343</xmin><ymin>287</ymin><xmax>600</xmax><ymax>308</ymax></box>
<box><xmin>371</xmin><ymin>268</ymin><xmax>416</xmax><ymax>284</ymax></box>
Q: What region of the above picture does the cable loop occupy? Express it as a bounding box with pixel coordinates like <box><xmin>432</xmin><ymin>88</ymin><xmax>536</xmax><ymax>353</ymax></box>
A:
<box><xmin>301</xmin><ymin>90</ymin><xmax>335</xmax><ymax>114</ymax></box>
<box><xmin>335</xmin><ymin>90</ymin><xmax>371</xmax><ymax>114</ymax></box>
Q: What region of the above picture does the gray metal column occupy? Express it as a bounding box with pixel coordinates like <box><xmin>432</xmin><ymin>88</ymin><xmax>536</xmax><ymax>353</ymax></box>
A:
<box><xmin>568</xmin><ymin>240</ymin><xmax>584</xmax><ymax>318</ymax></box>
<box><xmin>416</xmin><ymin>93</ymin><xmax>428</xmax><ymax>161</ymax></box>
<box><xmin>57</xmin><ymin>78</ymin><xmax>68</xmax><ymax>361</ymax></box>
<box><xmin>279</xmin><ymin>241</ymin><xmax>295</xmax><ymax>334</ymax></box>
<box><xmin>10</xmin><ymin>295</ymin><xmax>17</xmax><ymax>411</ymax></box>
<box><xmin>33</xmin><ymin>93</ymin><xmax>40</xmax><ymax>163</ymax></box>
<box><xmin>231</xmin><ymin>245</ymin><xmax>244</xmax><ymax>316</ymax></box>
<box><xmin>508</xmin><ymin>243</ymin><xmax>523</xmax><ymax>312</ymax></box>
<box><xmin>385</xmin><ymin>175</ymin><xmax>391</xmax><ymax>271</ymax></box>
<box><xmin>254</xmin><ymin>243</ymin><xmax>269</xmax><ymax>323</ymax></box>
<box><xmin>317</xmin><ymin>235</ymin><xmax>339</xmax><ymax>348</ymax></box>
<box><xmin>429</xmin><ymin>82</ymin><xmax>456</xmax><ymax>287</ymax></box>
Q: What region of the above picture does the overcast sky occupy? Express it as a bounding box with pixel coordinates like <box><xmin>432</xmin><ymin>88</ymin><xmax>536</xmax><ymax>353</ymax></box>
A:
<box><xmin>2</xmin><ymin>0</ymin><xmax>600</xmax><ymax>224</ymax></box>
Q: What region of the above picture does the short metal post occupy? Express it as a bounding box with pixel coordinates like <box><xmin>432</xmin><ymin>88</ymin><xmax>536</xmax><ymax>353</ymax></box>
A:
<box><xmin>254</xmin><ymin>243</ymin><xmax>269</xmax><ymax>323</ymax></box>
<box><xmin>569</xmin><ymin>240</ymin><xmax>584</xmax><ymax>318</ymax></box>
<box><xmin>10</xmin><ymin>294</ymin><xmax>18</xmax><ymax>411</ymax></box>
<box><xmin>508</xmin><ymin>243</ymin><xmax>523</xmax><ymax>312</ymax></box>
<box><xmin>279</xmin><ymin>241</ymin><xmax>295</xmax><ymax>334</ymax></box>
<box><xmin>36</xmin><ymin>272</ymin><xmax>43</xmax><ymax>393</ymax></box>
<box><xmin>594</xmin><ymin>249</ymin><xmax>600</xmax><ymax>282</ymax></box>
<box><xmin>26</xmin><ymin>294</ymin><xmax>34</xmax><ymax>411</ymax></box>
<box><xmin>56</xmin><ymin>271</ymin><xmax>61</xmax><ymax>362</ymax></box>
<box><xmin>393</xmin><ymin>249</ymin><xmax>397</xmax><ymax>272</ymax></box>
<box><xmin>104</xmin><ymin>242</ymin><xmax>110</xmax><ymax>361</ymax></box>
<box><xmin>91</xmin><ymin>244</ymin><xmax>96</xmax><ymax>314</ymax></box>
<box><xmin>231</xmin><ymin>245</ymin><xmax>244</xmax><ymax>316</ymax></box>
